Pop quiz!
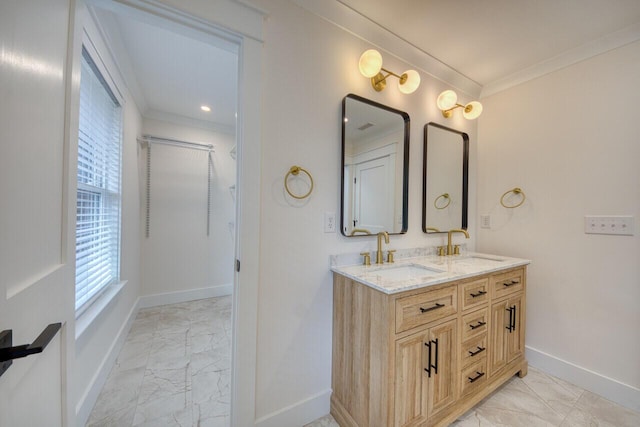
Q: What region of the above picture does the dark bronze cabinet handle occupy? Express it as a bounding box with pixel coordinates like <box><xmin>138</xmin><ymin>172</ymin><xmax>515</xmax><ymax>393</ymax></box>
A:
<box><xmin>424</xmin><ymin>341</ymin><xmax>432</xmax><ymax>377</ymax></box>
<box><xmin>506</xmin><ymin>306</ymin><xmax>518</xmax><ymax>332</ymax></box>
<box><xmin>503</xmin><ymin>279</ymin><xmax>520</xmax><ymax>287</ymax></box>
<box><xmin>432</xmin><ymin>338</ymin><xmax>439</xmax><ymax>374</ymax></box>
<box><xmin>420</xmin><ymin>302</ymin><xmax>444</xmax><ymax>313</ymax></box>
<box><xmin>468</xmin><ymin>346</ymin><xmax>485</xmax><ymax>357</ymax></box>
<box><xmin>468</xmin><ymin>371</ymin><xmax>485</xmax><ymax>383</ymax></box>
<box><xmin>469</xmin><ymin>290</ymin><xmax>487</xmax><ymax>298</ymax></box>
<box><xmin>469</xmin><ymin>321</ymin><xmax>486</xmax><ymax>330</ymax></box>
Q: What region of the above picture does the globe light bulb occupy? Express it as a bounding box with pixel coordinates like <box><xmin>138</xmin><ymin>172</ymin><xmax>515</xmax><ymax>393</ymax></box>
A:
<box><xmin>358</xmin><ymin>49</ymin><xmax>383</xmax><ymax>78</ymax></box>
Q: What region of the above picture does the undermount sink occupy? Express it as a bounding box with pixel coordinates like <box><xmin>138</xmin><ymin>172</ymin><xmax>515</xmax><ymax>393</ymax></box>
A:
<box><xmin>456</xmin><ymin>255</ymin><xmax>505</xmax><ymax>263</ymax></box>
<box><xmin>370</xmin><ymin>264</ymin><xmax>443</xmax><ymax>280</ymax></box>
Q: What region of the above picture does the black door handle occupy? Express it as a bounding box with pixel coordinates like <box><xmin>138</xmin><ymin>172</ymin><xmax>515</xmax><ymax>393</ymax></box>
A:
<box><xmin>0</xmin><ymin>323</ymin><xmax>62</xmax><ymax>377</ymax></box>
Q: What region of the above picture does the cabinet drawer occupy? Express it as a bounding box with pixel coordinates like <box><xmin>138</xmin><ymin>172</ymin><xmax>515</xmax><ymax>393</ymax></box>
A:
<box><xmin>461</xmin><ymin>307</ymin><xmax>489</xmax><ymax>342</ymax></box>
<box><xmin>490</xmin><ymin>268</ymin><xmax>524</xmax><ymax>300</ymax></box>
<box><xmin>459</xmin><ymin>278</ymin><xmax>489</xmax><ymax>311</ymax></box>
<box><xmin>460</xmin><ymin>357</ymin><xmax>488</xmax><ymax>397</ymax></box>
<box><xmin>395</xmin><ymin>285</ymin><xmax>457</xmax><ymax>333</ymax></box>
<box><xmin>460</xmin><ymin>334</ymin><xmax>487</xmax><ymax>369</ymax></box>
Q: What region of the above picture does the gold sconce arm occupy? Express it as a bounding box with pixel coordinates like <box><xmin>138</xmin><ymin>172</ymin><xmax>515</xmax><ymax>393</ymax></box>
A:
<box><xmin>437</xmin><ymin>90</ymin><xmax>483</xmax><ymax>120</ymax></box>
<box><xmin>359</xmin><ymin>49</ymin><xmax>420</xmax><ymax>94</ymax></box>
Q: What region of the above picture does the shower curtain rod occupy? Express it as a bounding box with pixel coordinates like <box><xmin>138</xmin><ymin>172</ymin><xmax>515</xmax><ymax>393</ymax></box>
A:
<box><xmin>138</xmin><ymin>135</ymin><xmax>214</xmax><ymax>152</ymax></box>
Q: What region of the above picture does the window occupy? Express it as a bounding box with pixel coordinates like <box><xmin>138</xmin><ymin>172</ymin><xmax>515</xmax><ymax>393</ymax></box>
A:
<box><xmin>75</xmin><ymin>47</ymin><xmax>122</xmax><ymax>313</ymax></box>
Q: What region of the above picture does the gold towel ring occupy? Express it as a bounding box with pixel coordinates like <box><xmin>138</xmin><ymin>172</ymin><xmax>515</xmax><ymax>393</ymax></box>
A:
<box><xmin>285</xmin><ymin>165</ymin><xmax>314</xmax><ymax>199</ymax></box>
<box><xmin>500</xmin><ymin>187</ymin><xmax>526</xmax><ymax>208</ymax></box>
<box><xmin>434</xmin><ymin>193</ymin><xmax>451</xmax><ymax>209</ymax></box>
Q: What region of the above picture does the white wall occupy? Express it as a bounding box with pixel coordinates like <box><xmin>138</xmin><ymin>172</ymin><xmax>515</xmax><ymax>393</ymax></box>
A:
<box><xmin>477</xmin><ymin>40</ymin><xmax>640</xmax><ymax>410</ymax></box>
<box><xmin>140</xmin><ymin>119</ymin><xmax>236</xmax><ymax>300</ymax></box>
<box><xmin>251</xmin><ymin>1</ymin><xmax>478</xmax><ymax>424</ymax></box>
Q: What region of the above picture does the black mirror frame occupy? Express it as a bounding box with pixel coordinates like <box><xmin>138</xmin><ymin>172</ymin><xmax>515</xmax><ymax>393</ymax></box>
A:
<box><xmin>341</xmin><ymin>94</ymin><xmax>410</xmax><ymax>237</ymax></box>
<box><xmin>422</xmin><ymin>122</ymin><xmax>469</xmax><ymax>233</ymax></box>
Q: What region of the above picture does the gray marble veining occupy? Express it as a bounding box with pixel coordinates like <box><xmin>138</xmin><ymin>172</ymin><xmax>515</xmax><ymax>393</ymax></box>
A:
<box><xmin>90</xmin><ymin>296</ymin><xmax>640</xmax><ymax>427</ymax></box>
<box><xmin>305</xmin><ymin>367</ymin><xmax>640</xmax><ymax>427</ymax></box>
<box><xmin>87</xmin><ymin>296</ymin><xmax>232</xmax><ymax>427</ymax></box>
<box><xmin>331</xmin><ymin>251</ymin><xmax>530</xmax><ymax>294</ymax></box>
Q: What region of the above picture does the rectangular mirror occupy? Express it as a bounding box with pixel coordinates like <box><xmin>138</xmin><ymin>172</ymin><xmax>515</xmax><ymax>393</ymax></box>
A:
<box><xmin>341</xmin><ymin>94</ymin><xmax>409</xmax><ymax>237</ymax></box>
<box><xmin>422</xmin><ymin>122</ymin><xmax>469</xmax><ymax>233</ymax></box>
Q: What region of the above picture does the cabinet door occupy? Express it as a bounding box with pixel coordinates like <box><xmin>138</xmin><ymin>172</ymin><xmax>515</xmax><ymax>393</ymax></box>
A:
<box><xmin>395</xmin><ymin>332</ymin><xmax>429</xmax><ymax>426</ymax></box>
<box><xmin>490</xmin><ymin>295</ymin><xmax>524</xmax><ymax>377</ymax></box>
<box><xmin>428</xmin><ymin>319</ymin><xmax>457</xmax><ymax>419</ymax></box>
<box><xmin>507</xmin><ymin>294</ymin><xmax>525</xmax><ymax>363</ymax></box>
<box><xmin>489</xmin><ymin>299</ymin><xmax>508</xmax><ymax>376</ymax></box>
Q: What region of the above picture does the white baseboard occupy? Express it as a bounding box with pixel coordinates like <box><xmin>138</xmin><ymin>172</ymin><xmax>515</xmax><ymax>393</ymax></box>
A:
<box><xmin>138</xmin><ymin>284</ymin><xmax>233</xmax><ymax>309</ymax></box>
<box><xmin>75</xmin><ymin>298</ymin><xmax>140</xmax><ymax>427</ymax></box>
<box><xmin>526</xmin><ymin>346</ymin><xmax>640</xmax><ymax>413</ymax></box>
<box><xmin>254</xmin><ymin>389</ymin><xmax>331</xmax><ymax>427</ymax></box>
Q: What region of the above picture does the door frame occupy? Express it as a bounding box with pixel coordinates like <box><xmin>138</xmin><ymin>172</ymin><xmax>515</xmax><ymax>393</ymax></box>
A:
<box><xmin>80</xmin><ymin>1</ymin><xmax>264</xmax><ymax>425</ymax></box>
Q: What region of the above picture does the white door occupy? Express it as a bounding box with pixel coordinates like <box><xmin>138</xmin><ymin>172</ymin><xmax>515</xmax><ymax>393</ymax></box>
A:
<box><xmin>0</xmin><ymin>0</ymin><xmax>73</xmax><ymax>425</ymax></box>
<box><xmin>353</xmin><ymin>155</ymin><xmax>393</xmax><ymax>234</ymax></box>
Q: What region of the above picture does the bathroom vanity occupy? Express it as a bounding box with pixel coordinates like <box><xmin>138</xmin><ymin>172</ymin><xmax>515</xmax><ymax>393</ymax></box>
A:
<box><xmin>330</xmin><ymin>253</ymin><xmax>530</xmax><ymax>427</ymax></box>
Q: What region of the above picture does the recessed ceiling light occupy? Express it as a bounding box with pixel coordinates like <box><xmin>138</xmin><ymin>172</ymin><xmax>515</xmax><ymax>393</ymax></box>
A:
<box><xmin>200</xmin><ymin>105</ymin><xmax>211</xmax><ymax>112</ymax></box>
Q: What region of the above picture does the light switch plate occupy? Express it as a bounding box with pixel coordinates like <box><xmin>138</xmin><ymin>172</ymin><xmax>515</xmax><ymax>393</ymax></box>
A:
<box><xmin>584</xmin><ymin>215</ymin><xmax>634</xmax><ymax>235</ymax></box>
<box><xmin>480</xmin><ymin>215</ymin><xmax>491</xmax><ymax>229</ymax></box>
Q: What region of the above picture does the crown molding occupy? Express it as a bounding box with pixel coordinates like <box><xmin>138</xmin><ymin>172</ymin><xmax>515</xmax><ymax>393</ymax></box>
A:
<box><xmin>481</xmin><ymin>22</ymin><xmax>640</xmax><ymax>98</ymax></box>
<box><xmin>291</xmin><ymin>0</ymin><xmax>483</xmax><ymax>98</ymax></box>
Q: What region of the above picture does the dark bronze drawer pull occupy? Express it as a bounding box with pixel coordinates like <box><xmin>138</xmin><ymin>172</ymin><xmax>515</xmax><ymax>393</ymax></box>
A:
<box><xmin>469</xmin><ymin>321</ymin><xmax>486</xmax><ymax>330</ymax></box>
<box><xmin>469</xmin><ymin>290</ymin><xmax>487</xmax><ymax>298</ymax></box>
<box><xmin>468</xmin><ymin>346</ymin><xmax>485</xmax><ymax>357</ymax></box>
<box><xmin>424</xmin><ymin>341</ymin><xmax>432</xmax><ymax>377</ymax></box>
<box><xmin>420</xmin><ymin>302</ymin><xmax>444</xmax><ymax>313</ymax></box>
<box><xmin>468</xmin><ymin>371</ymin><xmax>485</xmax><ymax>383</ymax></box>
<box><xmin>502</xmin><ymin>279</ymin><xmax>520</xmax><ymax>287</ymax></box>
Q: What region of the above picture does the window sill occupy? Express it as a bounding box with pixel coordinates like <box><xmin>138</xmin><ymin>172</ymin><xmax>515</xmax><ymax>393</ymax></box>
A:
<box><xmin>75</xmin><ymin>281</ymin><xmax>127</xmax><ymax>341</ymax></box>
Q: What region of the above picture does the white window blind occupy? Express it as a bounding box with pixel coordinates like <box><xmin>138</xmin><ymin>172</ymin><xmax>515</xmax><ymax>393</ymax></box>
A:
<box><xmin>75</xmin><ymin>47</ymin><xmax>122</xmax><ymax>313</ymax></box>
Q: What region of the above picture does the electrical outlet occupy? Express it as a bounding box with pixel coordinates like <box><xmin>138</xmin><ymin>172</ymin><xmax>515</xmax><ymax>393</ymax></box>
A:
<box><xmin>324</xmin><ymin>212</ymin><xmax>336</xmax><ymax>233</ymax></box>
<box><xmin>584</xmin><ymin>215</ymin><xmax>634</xmax><ymax>235</ymax></box>
<box><xmin>480</xmin><ymin>214</ymin><xmax>491</xmax><ymax>229</ymax></box>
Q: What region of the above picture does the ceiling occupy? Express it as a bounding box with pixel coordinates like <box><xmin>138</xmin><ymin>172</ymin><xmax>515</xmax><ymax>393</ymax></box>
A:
<box><xmin>90</xmin><ymin>0</ymin><xmax>640</xmax><ymax>127</ymax></box>
<box><xmin>91</xmin><ymin>7</ymin><xmax>238</xmax><ymax>133</ymax></box>
<box><xmin>337</xmin><ymin>0</ymin><xmax>640</xmax><ymax>95</ymax></box>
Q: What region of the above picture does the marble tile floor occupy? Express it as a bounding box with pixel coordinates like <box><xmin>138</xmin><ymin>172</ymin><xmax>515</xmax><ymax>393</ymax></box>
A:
<box><xmin>88</xmin><ymin>297</ymin><xmax>640</xmax><ymax>427</ymax></box>
<box><xmin>305</xmin><ymin>367</ymin><xmax>640</xmax><ymax>427</ymax></box>
<box><xmin>87</xmin><ymin>296</ymin><xmax>232</xmax><ymax>427</ymax></box>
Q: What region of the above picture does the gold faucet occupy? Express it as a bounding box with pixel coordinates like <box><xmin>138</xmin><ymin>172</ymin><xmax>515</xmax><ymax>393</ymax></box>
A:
<box><xmin>376</xmin><ymin>231</ymin><xmax>389</xmax><ymax>264</ymax></box>
<box><xmin>447</xmin><ymin>229</ymin><xmax>469</xmax><ymax>255</ymax></box>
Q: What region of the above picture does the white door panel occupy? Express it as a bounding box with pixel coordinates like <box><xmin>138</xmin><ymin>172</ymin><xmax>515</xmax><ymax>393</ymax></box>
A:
<box><xmin>0</xmin><ymin>0</ymin><xmax>73</xmax><ymax>425</ymax></box>
<box><xmin>353</xmin><ymin>156</ymin><xmax>393</xmax><ymax>234</ymax></box>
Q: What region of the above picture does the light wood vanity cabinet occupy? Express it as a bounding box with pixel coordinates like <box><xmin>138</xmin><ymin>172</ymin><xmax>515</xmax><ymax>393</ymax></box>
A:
<box><xmin>331</xmin><ymin>266</ymin><xmax>527</xmax><ymax>427</ymax></box>
<box><xmin>394</xmin><ymin>318</ymin><xmax>457</xmax><ymax>426</ymax></box>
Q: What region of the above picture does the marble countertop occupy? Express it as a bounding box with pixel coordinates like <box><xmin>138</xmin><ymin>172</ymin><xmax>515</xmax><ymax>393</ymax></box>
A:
<box><xmin>331</xmin><ymin>252</ymin><xmax>531</xmax><ymax>294</ymax></box>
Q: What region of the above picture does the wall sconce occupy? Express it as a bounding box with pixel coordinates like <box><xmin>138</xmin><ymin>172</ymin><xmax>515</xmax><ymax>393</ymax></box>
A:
<box><xmin>436</xmin><ymin>90</ymin><xmax>483</xmax><ymax>120</ymax></box>
<box><xmin>359</xmin><ymin>49</ymin><xmax>420</xmax><ymax>94</ymax></box>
